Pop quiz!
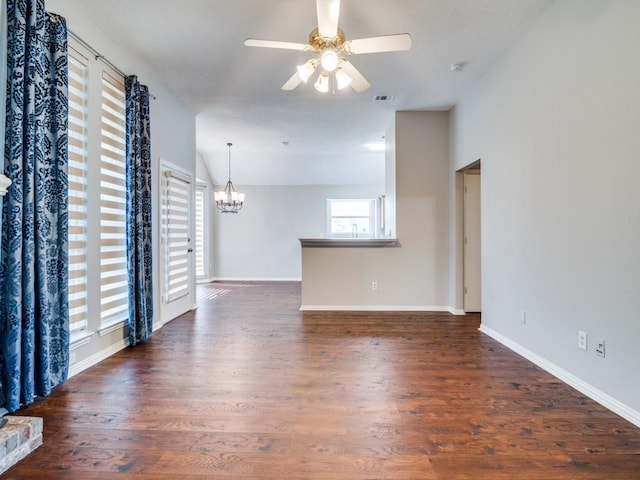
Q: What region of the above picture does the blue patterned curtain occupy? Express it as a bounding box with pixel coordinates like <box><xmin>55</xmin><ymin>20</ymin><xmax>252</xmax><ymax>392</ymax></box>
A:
<box><xmin>0</xmin><ymin>0</ymin><xmax>69</xmax><ymax>413</ymax></box>
<box><xmin>125</xmin><ymin>75</ymin><xmax>153</xmax><ymax>346</ymax></box>
<box><xmin>0</xmin><ymin>0</ymin><xmax>7</xmax><ymax>163</ymax></box>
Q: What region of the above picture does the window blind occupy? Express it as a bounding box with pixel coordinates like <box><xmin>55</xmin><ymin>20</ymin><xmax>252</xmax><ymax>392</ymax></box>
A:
<box><xmin>68</xmin><ymin>46</ymin><xmax>89</xmax><ymax>338</ymax></box>
<box><xmin>162</xmin><ymin>172</ymin><xmax>190</xmax><ymax>303</ymax></box>
<box><xmin>195</xmin><ymin>187</ymin><xmax>205</xmax><ymax>278</ymax></box>
<box><xmin>99</xmin><ymin>71</ymin><xmax>128</xmax><ymax>328</ymax></box>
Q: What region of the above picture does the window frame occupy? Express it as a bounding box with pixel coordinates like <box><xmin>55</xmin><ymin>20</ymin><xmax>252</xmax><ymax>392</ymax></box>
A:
<box><xmin>326</xmin><ymin>198</ymin><xmax>377</xmax><ymax>238</ymax></box>
<box><xmin>99</xmin><ymin>69</ymin><xmax>129</xmax><ymax>331</ymax></box>
<box><xmin>67</xmin><ymin>45</ymin><xmax>90</xmax><ymax>342</ymax></box>
<box><xmin>67</xmin><ymin>36</ymin><xmax>132</xmax><ymax>345</ymax></box>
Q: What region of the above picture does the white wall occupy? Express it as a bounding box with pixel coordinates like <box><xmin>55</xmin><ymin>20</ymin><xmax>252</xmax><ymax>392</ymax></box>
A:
<box><xmin>212</xmin><ymin>184</ymin><xmax>381</xmax><ymax>280</ymax></box>
<box><xmin>383</xmin><ymin>115</ymin><xmax>397</xmax><ymax>238</ymax></box>
<box><xmin>451</xmin><ymin>0</ymin><xmax>640</xmax><ymax>421</ymax></box>
<box><xmin>47</xmin><ymin>0</ymin><xmax>196</xmax><ymax>373</ymax></box>
<box><xmin>396</xmin><ymin>112</ymin><xmax>450</xmax><ymax>307</ymax></box>
<box><xmin>301</xmin><ymin>111</ymin><xmax>452</xmax><ymax>309</ymax></box>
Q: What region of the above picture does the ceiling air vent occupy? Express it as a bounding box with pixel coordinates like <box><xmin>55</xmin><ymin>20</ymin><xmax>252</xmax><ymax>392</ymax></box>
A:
<box><xmin>374</xmin><ymin>94</ymin><xmax>394</xmax><ymax>101</ymax></box>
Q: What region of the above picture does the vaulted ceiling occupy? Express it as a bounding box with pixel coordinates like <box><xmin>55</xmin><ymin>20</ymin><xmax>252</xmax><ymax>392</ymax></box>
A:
<box><xmin>71</xmin><ymin>0</ymin><xmax>557</xmax><ymax>185</ymax></box>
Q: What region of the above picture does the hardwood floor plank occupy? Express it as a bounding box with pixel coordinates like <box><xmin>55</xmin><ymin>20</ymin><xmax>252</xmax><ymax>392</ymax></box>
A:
<box><xmin>152</xmin><ymin>451</ymin><xmax>436</xmax><ymax>479</ymax></box>
<box><xmin>3</xmin><ymin>281</ymin><xmax>639</xmax><ymax>479</ymax></box>
<box><xmin>429</xmin><ymin>453</ymin><xmax>640</xmax><ymax>480</ymax></box>
<box><xmin>46</xmin><ymin>428</ymin><xmax>292</xmax><ymax>454</ymax></box>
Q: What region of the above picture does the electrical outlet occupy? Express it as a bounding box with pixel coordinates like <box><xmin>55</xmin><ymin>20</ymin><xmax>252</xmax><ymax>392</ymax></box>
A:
<box><xmin>371</xmin><ymin>281</ymin><xmax>378</xmax><ymax>291</ymax></box>
<box><xmin>595</xmin><ymin>339</ymin><xmax>605</xmax><ymax>357</ymax></box>
<box><xmin>578</xmin><ymin>331</ymin><xmax>587</xmax><ymax>351</ymax></box>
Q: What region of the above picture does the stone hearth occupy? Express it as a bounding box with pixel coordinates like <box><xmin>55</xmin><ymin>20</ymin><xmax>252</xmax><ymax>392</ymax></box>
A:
<box><xmin>0</xmin><ymin>417</ymin><xmax>43</xmax><ymax>475</ymax></box>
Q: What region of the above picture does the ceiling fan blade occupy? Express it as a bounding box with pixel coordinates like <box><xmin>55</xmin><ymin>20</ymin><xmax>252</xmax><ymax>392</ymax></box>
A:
<box><xmin>281</xmin><ymin>72</ymin><xmax>303</xmax><ymax>91</ymax></box>
<box><xmin>316</xmin><ymin>0</ymin><xmax>340</xmax><ymax>38</ymax></box>
<box><xmin>244</xmin><ymin>38</ymin><xmax>310</xmax><ymax>51</ymax></box>
<box><xmin>339</xmin><ymin>59</ymin><xmax>370</xmax><ymax>93</ymax></box>
<box><xmin>345</xmin><ymin>33</ymin><xmax>412</xmax><ymax>54</ymax></box>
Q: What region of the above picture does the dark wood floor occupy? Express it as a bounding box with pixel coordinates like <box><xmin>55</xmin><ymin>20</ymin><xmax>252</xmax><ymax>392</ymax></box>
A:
<box><xmin>3</xmin><ymin>282</ymin><xmax>640</xmax><ymax>479</ymax></box>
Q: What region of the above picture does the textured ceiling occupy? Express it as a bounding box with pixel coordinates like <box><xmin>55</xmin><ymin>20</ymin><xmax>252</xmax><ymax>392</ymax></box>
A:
<box><xmin>70</xmin><ymin>0</ymin><xmax>557</xmax><ymax>185</ymax></box>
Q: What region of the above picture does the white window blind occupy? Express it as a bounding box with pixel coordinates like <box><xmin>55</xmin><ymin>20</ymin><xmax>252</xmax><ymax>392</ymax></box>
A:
<box><xmin>162</xmin><ymin>172</ymin><xmax>190</xmax><ymax>303</ymax></box>
<box><xmin>194</xmin><ymin>186</ymin><xmax>205</xmax><ymax>278</ymax></box>
<box><xmin>67</xmin><ymin>46</ymin><xmax>89</xmax><ymax>338</ymax></box>
<box><xmin>99</xmin><ymin>71</ymin><xmax>128</xmax><ymax>328</ymax></box>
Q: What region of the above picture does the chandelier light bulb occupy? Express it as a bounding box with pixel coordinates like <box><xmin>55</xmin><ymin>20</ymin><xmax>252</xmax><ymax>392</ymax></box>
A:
<box><xmin>335</xmin><ymin>68</ymin><xmax>352</xmax><ymax>90</ymax></box>
<box><xmin>320</xmin><ymin>48</ymin><xmax>339</xmax><ymax>72</ymax></box>
<box><xmin>314</xmin><ymin>71</ymin><xmax>330</xmax><ymax>93</ymax></box>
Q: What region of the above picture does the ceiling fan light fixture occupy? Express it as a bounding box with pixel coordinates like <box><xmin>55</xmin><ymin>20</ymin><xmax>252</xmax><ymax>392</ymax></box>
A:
<box><xmin>245</xmin><ymin>0</ymin><xmax>412</xmax><ymax>94</ymax></box>
<box><xmin>314</xmin><ymin>71</ymin><xmax>330</xmax><ymax>92</ymax></box>
<box><xmin>335</xmin><ymin>67</ymin><xmax>352</xmax><ymax>90</ymax></box>
<box><xmin>320</xmin><ymin>48</ymin><xmax>339</xmax><ymax>72</ymax></box>
<box><xmin>297</xmin><ymin>59</ymin><xmax>317</xmax><ymax>83</ymax></box>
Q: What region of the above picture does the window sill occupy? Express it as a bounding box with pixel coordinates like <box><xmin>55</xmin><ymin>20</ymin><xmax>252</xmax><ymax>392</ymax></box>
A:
<box><xmin>99</xmin><ymin>320</ymin><xmax>126</xmax><ymax>337</ymax></box>
<box><xmin>70</xmin><ymin>331</ymin><xmax>93</xmax><ymax>349</ymax></box>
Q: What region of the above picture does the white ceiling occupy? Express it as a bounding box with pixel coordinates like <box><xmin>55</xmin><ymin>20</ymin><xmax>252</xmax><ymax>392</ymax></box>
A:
<box><xmin>72</xmin><ymin>0</ymin><xmax>557</xmax><ymax>185</ymax></box>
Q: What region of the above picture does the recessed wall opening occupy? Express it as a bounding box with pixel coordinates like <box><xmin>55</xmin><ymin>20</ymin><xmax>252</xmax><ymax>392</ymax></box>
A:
<box><xmin>458</xmin><ymin>160</ymin><xmax>481</xmax><ymax>313</ymax></box>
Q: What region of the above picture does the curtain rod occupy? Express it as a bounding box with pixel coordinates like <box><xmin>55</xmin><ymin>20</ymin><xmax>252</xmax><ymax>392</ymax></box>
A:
<box><xmin>67</xmin><ymin>29</ymin><xmax>157</xmax><ymax>100</ymax></box>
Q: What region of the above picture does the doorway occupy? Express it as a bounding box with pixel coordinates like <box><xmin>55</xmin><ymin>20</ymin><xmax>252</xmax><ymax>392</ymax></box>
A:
<box><xmin>462</xmin><ymin>162</ymin><xmax>481</xmax><ymax>312</ymax></box>
<box><xmin>159</xmin><ymin>161</ymin><xmax>195</xmax><ymax>323</ymax></box>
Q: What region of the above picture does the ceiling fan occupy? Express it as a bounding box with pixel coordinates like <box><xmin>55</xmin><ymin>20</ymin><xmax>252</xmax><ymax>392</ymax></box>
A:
<box><xmin>244</xmin><ymin>0</ymin><xmax>412</xmax><ymax>93</ymax></box>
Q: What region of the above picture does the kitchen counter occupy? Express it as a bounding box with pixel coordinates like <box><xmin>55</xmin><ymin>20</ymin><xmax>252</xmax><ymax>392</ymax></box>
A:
<box><xmin>299</xmin><ymin>238</ymin><xmax>399</xmax><ymax>247</ymax></box>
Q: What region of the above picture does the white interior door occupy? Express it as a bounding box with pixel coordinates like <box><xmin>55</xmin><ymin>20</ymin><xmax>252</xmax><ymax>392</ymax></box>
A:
<box><xmin>160</xmin><ymin>164</ymin><xmax>194</xmax><ymax>323</ymax></box>
<box><xmin>464</xmin><ymin>172</ymin><xmax>481</xmax><ymax>312</ymax></box>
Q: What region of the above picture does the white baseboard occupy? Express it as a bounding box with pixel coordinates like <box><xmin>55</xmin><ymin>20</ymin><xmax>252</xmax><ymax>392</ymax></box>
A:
<box><xmin>300</xmin><ymin>305</ymin><xmax>456</xmax><ymax>312</ymax></box>
<box><xmin>479</xmin><ymin>324</ymin><xmax>640</xmax><ymax>428</ymax></box>
<box><xmin>449</xmin><ymin>307</ymin><xmax>466</xmax><ymax>315</ymax></box>
<box><xmin>68</xmin><ymin>338</ymin><xmax>130</xmax><ymax>379</ymax></box>
<box><xmin>196</xmin><ymin>277</ymin><xmax>216</xmax><ymax>284</ymax></box>
<box><xmin>211</xmin><ymin>277</ymin><xmax>301</xmax><ymax>282</ymax></box>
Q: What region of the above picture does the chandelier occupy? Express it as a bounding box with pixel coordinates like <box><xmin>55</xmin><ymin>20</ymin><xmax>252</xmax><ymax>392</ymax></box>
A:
<box><xmin>214</xmin><ymin>142</ymin><xmax>245</xmax><ymax>213</ymax></box>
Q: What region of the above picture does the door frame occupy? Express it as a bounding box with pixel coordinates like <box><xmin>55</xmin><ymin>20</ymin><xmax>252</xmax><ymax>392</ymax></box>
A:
<box><xmin>456</xmin><ymin>160</ymin><xmax>481</xmax><ymax>314</ymax></box>
<box><xmin>158</xmin><ymin>160</ymin><xmax>195</xmax><ymax>325</ymax></box>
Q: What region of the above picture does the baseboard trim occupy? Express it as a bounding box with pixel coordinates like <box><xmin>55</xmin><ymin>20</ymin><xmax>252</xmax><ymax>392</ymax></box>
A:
<box><xmin>196</xmin><ymin>277</ymin><xmax>216</xmax><ymax>284</ymax></box>
<box><xmin>68</xmin><ymin>338</ymin><xmax>130</xmax><ymax>379</ymax></box>
<box><xmin>300</xmin><ymin>305</ymin><xmax>456</xmax><ymax>312</ymax></box>
<box><xmin>212</xmin><ymin>277</ymin><xmax>302</xmax><ymax>282</ymax></box>
<box><xmin>479</xmin><ymin>324</ymin><xmax>640</xmax><ymax>428</ymax></box>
